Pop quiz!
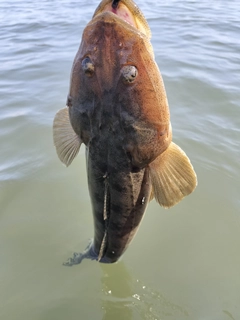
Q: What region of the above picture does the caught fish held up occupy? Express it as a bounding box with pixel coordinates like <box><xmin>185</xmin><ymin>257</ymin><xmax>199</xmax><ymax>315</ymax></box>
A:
<box><xmin>53</xmin><ymin>0</ymin><xmax>197</xmax><ymax>264</ymax></box>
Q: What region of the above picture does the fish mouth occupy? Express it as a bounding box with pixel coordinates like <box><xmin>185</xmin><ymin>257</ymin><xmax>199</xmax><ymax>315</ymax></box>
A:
<box><xmin>112</xmin><ymin>0</ymin><xmax>120</xmax><ymax>10</ymax></box>
<box><xmin>92</xmin><ymin>0</ymin><xmax>151</xmax><ymax>37</ymax></box>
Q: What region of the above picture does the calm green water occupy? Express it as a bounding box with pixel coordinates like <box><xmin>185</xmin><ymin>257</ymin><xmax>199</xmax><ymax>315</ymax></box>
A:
<box><xmin>1</xmin><ymin>1</ymin><xmax>239</xmax><ymax>319</ymax></box>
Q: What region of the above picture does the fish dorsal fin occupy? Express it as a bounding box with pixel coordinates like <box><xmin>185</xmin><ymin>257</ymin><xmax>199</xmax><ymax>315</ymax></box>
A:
<box><xmin>53</xmin><ymin>107</ymin><xmax>82</xmax><ymax>167</ymax></box>
<box><xmin>149</xmin><ymin>142</ymin><xmax>197</xmax><ymax>208</ymax></box>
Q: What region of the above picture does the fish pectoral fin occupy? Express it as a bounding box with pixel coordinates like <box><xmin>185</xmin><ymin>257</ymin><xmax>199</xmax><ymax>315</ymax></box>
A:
<box><xmin>149</xmin><ymin>142</ymin><xmax>197</xmax><ymax>208</ymax></box>
<box><xmin>53</xmin><ymin>107</ymin><xmax>82</xmax><ymax>167</ymax></box>
<box><xmin>149</xmin><ymin>188</ymin><xmax>154</xmax><ymax>202</ymax></box>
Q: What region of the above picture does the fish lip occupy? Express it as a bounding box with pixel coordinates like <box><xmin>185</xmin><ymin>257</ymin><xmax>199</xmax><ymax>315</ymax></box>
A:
<box><xmin>93</xmin><ymin>0</ymin><xmax>137</xmax><ymax>29</ymax></box>
<box><xmin>92</xmin><ymin>0</ymin><xmax>151</xmax><ymax>38</ymax></box>
<box><xmin>89</xmin><ymin>11</ymin><xmax>138</xmax><ymax>32</ymax></box>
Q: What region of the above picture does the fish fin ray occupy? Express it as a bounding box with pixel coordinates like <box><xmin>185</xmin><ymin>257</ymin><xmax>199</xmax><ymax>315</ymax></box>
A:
<box><xmin>149</xmin><ymin>142</ymin><xmax>197</xmax><ymax>208</ymax></box>
<box><xmin>53</xmin><ymin>107</ymin><xmax>82</xmax><ymax>167</ymax></box>
<box><xmin>149</xmin><ymin>187</ymin><xmax>154</xmax><ymax>202</ymax></box>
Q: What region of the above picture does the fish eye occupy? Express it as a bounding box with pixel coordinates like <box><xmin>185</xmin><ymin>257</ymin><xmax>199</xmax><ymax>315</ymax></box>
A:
<box><xmin>121</xmin><ymin>65</ymin><xmax>138</xmax><ymax>83</ymax></box>
<box><xmin>82</xmin><ymin>57</ymin><xmax>94</xmax><ymax>77</ymax></box>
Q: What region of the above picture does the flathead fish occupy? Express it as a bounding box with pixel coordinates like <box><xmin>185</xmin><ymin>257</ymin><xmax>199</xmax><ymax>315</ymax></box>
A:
<box><xmin>53</xmin><ymin>0</ymin><xmax>197</xmax><ymax>264</ymax></box>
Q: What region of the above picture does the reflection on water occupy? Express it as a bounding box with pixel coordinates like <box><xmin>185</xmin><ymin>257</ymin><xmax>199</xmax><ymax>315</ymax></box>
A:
<box><xmin>101</xmin><ymin>262</ymin><xmax>133</xmax><ymax>320</ymax></box>
<box><xmin>100</xmin><ymin>262</ymin><xmax>189</xmax><ymax>320</ymax></box>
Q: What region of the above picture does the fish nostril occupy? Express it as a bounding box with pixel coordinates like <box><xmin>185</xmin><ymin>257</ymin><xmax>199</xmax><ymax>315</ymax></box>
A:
<box><xmin>121</xmin><ymin>65</ymin><xmax>138</xmax><ymax>84</ymax></box>
<box><xmin>82</xmin><ymin>56</ymin><xmax>94</xmax><ymax>77</ymax></box>
<box><xmin>112</xmin><ymin>0</ymin><xmax>120</xmax><ymax>10</ymax></box>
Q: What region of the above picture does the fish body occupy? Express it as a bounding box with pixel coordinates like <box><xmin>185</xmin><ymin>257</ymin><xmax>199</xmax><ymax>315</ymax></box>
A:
<box><xmin>53</xmin><ymin>0</ymin><xmax>197</xmax><ymax>264</ymax></box>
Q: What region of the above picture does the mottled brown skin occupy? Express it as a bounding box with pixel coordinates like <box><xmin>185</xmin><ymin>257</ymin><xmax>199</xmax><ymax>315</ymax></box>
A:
<box><xmin>66</xmin><ymin>10</ymin><xmax>172</xmax><ymax>263</ymax></box>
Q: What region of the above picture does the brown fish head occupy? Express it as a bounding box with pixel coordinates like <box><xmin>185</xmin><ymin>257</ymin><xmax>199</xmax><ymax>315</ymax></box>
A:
<box><xmin>70</xmin><ymin>0</ymin><xmax>152</xmax><ymax>93</ymax></box>
<box><xmin>68</xmin><ymin>0</ymin><xmax>171</xmax><ymax>164</ymax></box>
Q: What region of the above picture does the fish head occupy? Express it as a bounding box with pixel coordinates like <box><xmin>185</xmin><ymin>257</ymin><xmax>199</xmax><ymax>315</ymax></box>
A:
<box><xmin>69</xmin><ymin>0</ymin><xmax>153</xmax><ymax>97</ymax></box>
<box><xmin>68</xmin><ymin>0</ymin><xmax>170</xmax><ymax>163</ymax></box>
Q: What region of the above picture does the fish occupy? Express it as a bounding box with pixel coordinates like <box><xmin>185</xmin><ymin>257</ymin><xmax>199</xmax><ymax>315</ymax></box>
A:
<box><xmin>53</xmin><ymin>0</ymin><xmax>197</xmax><ymax>265</ymax></box>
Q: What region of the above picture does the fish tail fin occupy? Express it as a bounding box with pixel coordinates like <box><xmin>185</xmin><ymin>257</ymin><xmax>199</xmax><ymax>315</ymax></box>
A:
<box><xmin>149</xmin><ymin>142</ymin><xmax>197</xmax><ymax>208</ymax></box>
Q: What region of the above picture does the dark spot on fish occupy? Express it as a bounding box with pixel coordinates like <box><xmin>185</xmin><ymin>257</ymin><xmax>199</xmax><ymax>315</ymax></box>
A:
<box><xmin>82</xmin><ymin>56</ymin><xmax>94</xmax><ymax>77</ymax></box>
<box><xmin>126</xmin><ymin>151</ymin><xmax>132</xmax><ymax>162</ymax></box>
<box><xmin>159</xmin><ymin>129</ymin><xmax>166</xmax><ymax>136</ymax></box>
<box><xmin>132</xmin><ymin>166</ymin><xmax>141</xmax><ymax>173</ymax></box>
